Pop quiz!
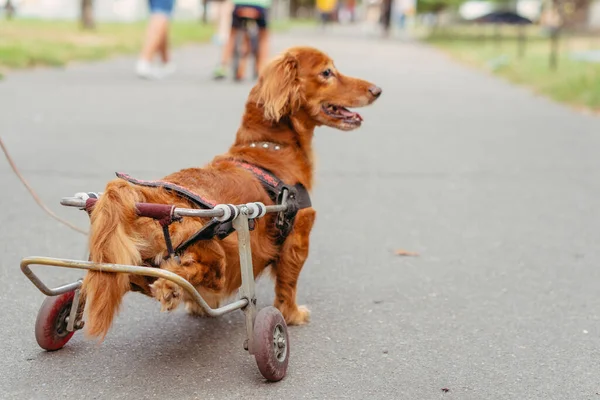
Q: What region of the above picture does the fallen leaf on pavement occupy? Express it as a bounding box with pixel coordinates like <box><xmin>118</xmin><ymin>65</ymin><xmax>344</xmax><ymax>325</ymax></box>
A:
<box><xmin>395</xmin><ymin>249</ymin><xmax>419</xmax><ymax>257</ymax></box>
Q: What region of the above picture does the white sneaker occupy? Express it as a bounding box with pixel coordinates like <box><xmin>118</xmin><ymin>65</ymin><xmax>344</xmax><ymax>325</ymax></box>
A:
<box><xmin>135</xmin><ymin>59</ymin><xmax>158</xmax><ymax>79</ymax></box>
<box><xmin>156</xmin><ymin>62</ymin><xmax>176</xmax><ymax>79</ymax></box>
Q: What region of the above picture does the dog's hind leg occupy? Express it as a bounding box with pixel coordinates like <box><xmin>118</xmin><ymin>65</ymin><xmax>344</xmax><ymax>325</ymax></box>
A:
<box><xmin>271</xmin><ymin>208</ymin><xmax>316</xmax><ymax>325</ymax></box>
<box><xmin>150</xmin><ymin>241</ymin><xmax>226</xmax><ymax>312</ymax></box>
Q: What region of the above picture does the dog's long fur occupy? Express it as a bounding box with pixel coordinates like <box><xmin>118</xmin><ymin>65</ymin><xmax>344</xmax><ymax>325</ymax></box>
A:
<box><xmin>81</xmin><ymin>46</ymin><xmax>381</xmax><ymax>340</ymax></box>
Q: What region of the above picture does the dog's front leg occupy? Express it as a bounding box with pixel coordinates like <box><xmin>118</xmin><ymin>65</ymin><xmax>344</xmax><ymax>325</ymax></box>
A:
<box><xmin>272</xmin><ymin>208</ymin><xmax>316</xmax><ymax>325</ymax></box>
<box><xmin>150</xmin><ymin>242</ymin><xmax>226</xmax><ymax>312</ymax></box>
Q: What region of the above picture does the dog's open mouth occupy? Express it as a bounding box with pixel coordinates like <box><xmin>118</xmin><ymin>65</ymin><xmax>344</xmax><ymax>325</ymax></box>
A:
<box><xmin>322</xmin><ymin>103</ymin><xmax>363</xmax><ymax>124</ymax></box>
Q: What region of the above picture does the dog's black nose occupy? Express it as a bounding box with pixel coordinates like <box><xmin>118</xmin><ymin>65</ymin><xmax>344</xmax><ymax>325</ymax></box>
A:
<box><xmin>369</xmin><ymin>86</ymin><xmax>382</xmax><ymax>98</ymax></box>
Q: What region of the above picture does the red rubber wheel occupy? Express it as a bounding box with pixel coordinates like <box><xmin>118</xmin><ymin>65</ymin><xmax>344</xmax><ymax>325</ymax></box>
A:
<box><xmin>35</xmin><ymin>291</ymin><xmax>76</xmax><ymax>351</ymax></box>
<box><xmin>253</xmin><ymin>306</ymin><xmax>290</xmax><ymax>382</ymax></box>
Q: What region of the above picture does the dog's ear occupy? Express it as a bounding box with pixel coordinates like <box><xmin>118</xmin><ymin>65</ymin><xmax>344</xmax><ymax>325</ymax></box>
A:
<box><xmin>255</xmin><ymin>53</ymin><xmax>302</xmax><ymax>122</ymax></box>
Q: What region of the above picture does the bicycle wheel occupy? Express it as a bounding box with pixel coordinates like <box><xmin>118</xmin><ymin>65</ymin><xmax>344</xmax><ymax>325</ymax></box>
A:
<box><xmin>250</xmin><ymin>28</ymin><xmax>260</xmax><ymax>80</ymax></box>
<box><xmin>232</xmin><ymin>30</ymin><xmax>243</xmax><ymax>81</ymax></box>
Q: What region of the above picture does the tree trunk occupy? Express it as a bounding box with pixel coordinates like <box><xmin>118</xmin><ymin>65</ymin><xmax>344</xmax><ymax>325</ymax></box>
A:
<box><xmin>549</xmin><ymin>27</ymin><xmax>560</xmax><ymax>70</ymax></box>
<box><xmin>202</xmin><ymin>0</ymin><xmax>208</xmax><ymax>24</ymax></box>
<box><xmin>289</xmin><ymin>0</ymin><xmax>300</xmax><ymax>18</ymax></box>
<box><xmin>381</xmin><ymin>0</ymin><xmax>393</xmax><ymax>37</ymax></box>
<box><xmin>493</xmin><ymin>23</ymin><xmax>502</xmax><ymax>48</ymax></box>
<box><xmin>80</xmin><ymin>0</ymin><xmax>95</xmax><ymax>30</ymax></box>
<box><xmin>5</xmin><ymin>0</ymin><xmax>15</xmax><ymax>19</ymax></box>
<box><xmin>517</xmin><ymin>24</ymin><xmax>526</xmax><ymax>59</ymax></box>
<box><xmin>477</xmin><ymin>23</ymin><xmax>486</xmax><ymax>43</ymax></box>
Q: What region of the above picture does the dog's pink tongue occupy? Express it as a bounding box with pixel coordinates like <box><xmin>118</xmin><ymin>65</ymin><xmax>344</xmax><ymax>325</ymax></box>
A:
<box><xmin>339</xmin><ymin>107</ymin><xmax>362</xmax><ymax>121</ymax></box>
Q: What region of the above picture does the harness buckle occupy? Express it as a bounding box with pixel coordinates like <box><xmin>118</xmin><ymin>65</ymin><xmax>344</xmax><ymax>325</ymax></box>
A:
<box><xmin>276</xmin><ymin>186</ymin><xmax>299</xmax><ymax>241</ymax></box>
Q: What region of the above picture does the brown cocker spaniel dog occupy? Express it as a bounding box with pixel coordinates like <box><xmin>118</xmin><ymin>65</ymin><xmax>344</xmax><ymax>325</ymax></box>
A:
<box><xmin>82</xmin><ymin>46</ymin><xmax>382</xmax><ymax>340</ymax></box>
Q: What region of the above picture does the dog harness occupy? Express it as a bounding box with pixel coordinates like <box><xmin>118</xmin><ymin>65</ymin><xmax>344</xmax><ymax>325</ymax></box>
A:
<box><xmin>114</xmin><ymin>160</ymin><xmax>311</xmax><ymax>260</ymax></box>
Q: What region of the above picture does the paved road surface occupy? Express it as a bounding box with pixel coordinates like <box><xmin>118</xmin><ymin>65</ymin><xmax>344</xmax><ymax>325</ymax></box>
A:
<box><xmin>2</xmin><ymin>27</ymin><xmax>600</xmax><ymax>399</ymax></box>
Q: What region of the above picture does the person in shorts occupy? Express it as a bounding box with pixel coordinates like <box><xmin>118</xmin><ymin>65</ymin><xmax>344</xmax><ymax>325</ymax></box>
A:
<box><xmin>213</xmin><ymin>0</ymin><xmax>271</xmax><ymax>80</ymax></box>
<box><xmin>135</xmin><ymin>0</ymin><xmax>177</xmax><ymax>79</ymax></box>
<box><xmin>316</xmin><ymin>0</ymin><xmax>337</xmax><ymax>29</ymax></box>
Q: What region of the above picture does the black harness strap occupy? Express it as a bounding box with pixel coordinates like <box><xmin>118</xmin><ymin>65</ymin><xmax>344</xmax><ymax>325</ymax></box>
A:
<box><xmin>230</xmin><ymin>161</ymin><xmax>312</xmax><ymax>208</ymax></box>
<box><xmin>229</xmin><ymin>160</ymin><xmax>312</xmax><ymax>243</ymax></box>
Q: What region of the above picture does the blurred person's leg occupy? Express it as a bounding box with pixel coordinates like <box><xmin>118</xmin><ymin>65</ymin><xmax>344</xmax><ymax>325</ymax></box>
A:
<box><xmin>255</xmin><ymin>8</ymin><xmax>269</xmax><ymax>77</ymax></box>
<box><xmin>211</xmin><ymin>0</ymin><xmax>232</xmax><ymax>78</ymax></box>
<box><xmin>214</xmin><ymin>26</ymin><xmax>238</xmax><ymax>79</ymax></box>
<box><xmin>136</xmin><ymin>0</ymin><xmax>176</xmax><ymax>79</ymax></box>
<box><xmin>235</xmin><ymin>31</ymin><xmax>252</xmax><ymax>80</ymax></box>
<box><xmin>256</xmin><ymin>28</ymin><xmax>268</xmax><ymax>77</ymax></box>
<box><xmin>158</xmin><ymin>27</ymin><xmax>169</xmax><ymax>63</ymax></box>
<box><xmin>316</xmin><ymin>0</ymin><xmax>336</xmax><ymax>30</ymax></box>
<box><xmin>214</xmin><ymin>5</ymin><xmax>242</xmax><ymax>79</ymax></box>
<box><xmin>214</xmin><ymin>4</ymin><xmax>267</xmax><ymax>79</ymax></box>
<box><xmin>215</xmin><ymin>0</ymin><xmax>233</xmax><ymax>46</ymax></box>
<box><xmin>157</xmin><ymin>20</ymin><xmax>177</xmax><ymax>78</ymax></box>
<box><xmin>319</xmin><ymin>12</ymin><xmax>327</xmax><ymax>29</ymax></box>
<box><xmin>381</xmin><ymin>0</ymin><xmax>392</xmax><ymax>37</ymax></box>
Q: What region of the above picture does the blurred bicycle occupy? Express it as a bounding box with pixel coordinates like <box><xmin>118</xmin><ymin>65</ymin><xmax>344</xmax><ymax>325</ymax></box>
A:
<box><xmin>213</xmin><ymin>0</ymin><xmax>271</xmax><ymax>82</ymax></box>
<box><xmin>231</xmin><ymin>6</ymin><xmax>261</xmax><ymax>81</ymax></box>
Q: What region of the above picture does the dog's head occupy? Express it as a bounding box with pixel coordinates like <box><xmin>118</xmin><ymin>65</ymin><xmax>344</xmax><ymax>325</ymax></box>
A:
<box><xmin>253</xmin><ymin>46</ymin><xmax>382</xmax><ymax>131</ymax></box>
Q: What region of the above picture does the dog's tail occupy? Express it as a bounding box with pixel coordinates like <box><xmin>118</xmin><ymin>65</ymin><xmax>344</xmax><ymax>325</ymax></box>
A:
<box><xmin>82</xmin><ymin>179</ymin><xmax>142</xmax><ymax>340</ymax></box>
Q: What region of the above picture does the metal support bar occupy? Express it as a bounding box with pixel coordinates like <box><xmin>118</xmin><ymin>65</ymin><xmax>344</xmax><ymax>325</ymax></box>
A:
<box><xmin>20</xmin><ymin>257</ymin><xmax>248</xmax><ymax>318</ymax></box>
<box><xmin>66</xmin><ymin>287</ymin><xmax>82</xmax><ymax>332</ymax></box>
<box><xmin>21</xmin><ymin>262</ymin><xmax>83</xmax><ymax>296</ymax></box>
<box><xmin>60</xmin><ymin>197</ymin><xmax>288</xmax><ymax>219</ymax></box>
<box><xmin>233</xmin><ymin>207</ymin><xmax>257</xmax><ymax>354</ymax></box>
<box><xmin>276</xmin><ymin>188</ymin><xmax>290</xmax><ymax>228</ymax></box>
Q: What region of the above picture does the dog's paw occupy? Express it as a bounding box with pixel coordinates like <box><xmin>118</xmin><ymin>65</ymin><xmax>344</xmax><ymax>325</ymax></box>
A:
<box><xmin>184</xmin><ymin>300</ymin><xmax>209</xmax><ymax>317</ymax></box>
<box><xmin>151</xmin><ymin>278</ymin><xmax>182</xmax><ymax>312</ymax></box>
<box><xmin>283</xmin><ymin>305</ymin><xmax>311</xmax><ymax>326</ymax></box>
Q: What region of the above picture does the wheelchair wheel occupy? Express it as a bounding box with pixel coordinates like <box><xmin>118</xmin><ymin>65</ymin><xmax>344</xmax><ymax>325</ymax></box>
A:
<box><xmin>253</xmin><ymin>306</ymin><xmax>289</xmax><ymax>381</ymax></box>
<box><xmin>35</xmin><ymin>292</ymin><xmax>77</xmax><ymax>351</ymax></box>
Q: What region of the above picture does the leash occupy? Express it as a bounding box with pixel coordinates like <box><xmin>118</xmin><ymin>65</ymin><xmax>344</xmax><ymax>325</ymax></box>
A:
<box><xmin>0</xmin><ymin>136</ymin><xmax>87</xmax><ymax>235</ymax></box>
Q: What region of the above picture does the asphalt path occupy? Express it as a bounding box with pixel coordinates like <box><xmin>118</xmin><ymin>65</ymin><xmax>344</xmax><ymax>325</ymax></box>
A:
<box><xmin>2</xmin><ymin>26</ymin><xmax>600</xmax><ymax>399</ymax></box>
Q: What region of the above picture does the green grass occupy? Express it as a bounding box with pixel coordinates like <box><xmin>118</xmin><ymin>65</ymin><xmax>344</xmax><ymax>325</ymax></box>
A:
<box><xmin>0</xmin><ymin>17</ymin><xmax>314</xmax><ymax>72</ymax></box>
<box><xmin>424</xmin><ymin>26</ymin><xmax>600</xmax><ymax>112</ymax></box>
<box><xmin>0</xmin><ymin>19</ymin><xmax>215</xmax><ymax>70</ymax></box>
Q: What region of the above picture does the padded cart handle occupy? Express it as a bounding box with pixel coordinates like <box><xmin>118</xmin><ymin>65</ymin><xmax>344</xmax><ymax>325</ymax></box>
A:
<box><xmin>60</xmin><ymin>191</ymin><xmax>289</xmax><ymax>220</ymax></box>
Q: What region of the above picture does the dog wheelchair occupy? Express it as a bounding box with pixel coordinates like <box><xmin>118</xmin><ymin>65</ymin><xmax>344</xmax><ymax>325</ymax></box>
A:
<box><xmin>20</xmin><ymin>176</ymin><xmax>300</xmax><ymax>382</ymax></box>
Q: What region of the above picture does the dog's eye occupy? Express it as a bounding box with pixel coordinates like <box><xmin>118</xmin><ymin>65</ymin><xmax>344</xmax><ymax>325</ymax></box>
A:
<box><xmin>321</xmin><ymin>68</ymin><xmax>332</xmax><ymax>78</ymax></box>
